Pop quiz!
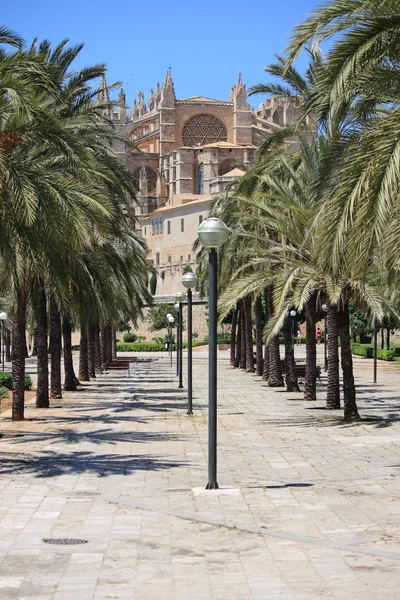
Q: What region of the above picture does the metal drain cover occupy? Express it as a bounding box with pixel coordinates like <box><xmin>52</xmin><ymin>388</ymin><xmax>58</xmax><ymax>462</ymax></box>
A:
<box><xmin>43</xmin><ymin>538</ymin><xmax>88</xmax><ymax>545</ymax></box>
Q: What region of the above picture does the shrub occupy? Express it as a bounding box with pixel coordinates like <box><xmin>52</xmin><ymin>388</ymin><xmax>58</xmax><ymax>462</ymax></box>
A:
<box><xmin>0</xmin><ymin>372</ymin><xmax>32</xmax><ymax>390</ymax></box>
<box><xmin>0</xmin><ymin>386</ymin><xmax>9</xmax><ymax>399</ymax></box>
<box><xmin>123</xmin><ymin>332</ymin><xmax>137</xmax><ymax>343</ymax></box>
<box><xmin>352</xmin><ymin>344</ymin><xmax>374</xmax><ymax>358</ymax></box>
<box><xmin>117</xmin><ymin>342</ymin><xmax>166</xmax><ymax>352</ymax></box>
<box><xmin>377</xmin><ymin>349</ymin><xmax>395</xmax><ymax>361</ymax></box>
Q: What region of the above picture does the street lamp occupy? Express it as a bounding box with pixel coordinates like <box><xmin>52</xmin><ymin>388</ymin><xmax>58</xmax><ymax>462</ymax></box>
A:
<box><xmin>290</xmin><ymin>310</ymin><xmax>296</xmax><ymax>348</ymax></box>
<box><xmin>174</xmin><ymin>302</ymin><xmax>180</xmax><ymax>377</ymax></box>
<box><xmin>0</xmin><ymin>312</ymin><xmax>6</xmax><ymax>372</ymax></box>
<box><xmin>167</xmin><ymin>315</ymin><xmax>174</xmax><ymax>367</ymax></box>
<box><xmin>198</xmin><ymin>217</ymin><xmax>229</xmax><ymax>489</ymax></box>
<box><xmin>182</xmin><ymin>272</ymin><xmax>198</xmax><ymax>415</ymax></box>
<box><xmin>175</xmin><ymin>292</ymin><xmax>186</xmax><ymax>389</ymax></box>
<box><xmin>322</xmin><ymin>303</ymin><xmax>328</xmax><ymax>371</ymax></box>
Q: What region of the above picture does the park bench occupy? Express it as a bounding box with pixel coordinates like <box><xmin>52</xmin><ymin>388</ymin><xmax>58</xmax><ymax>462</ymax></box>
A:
<box><xmin>103</xmin><ymin>360</ymin><xmax>131</xmax><ymax>376</ymax></box>
<box><xmin>280</xmin><ymin>360</ymin><xmax>321</xmax><ymax>381</ymax></box>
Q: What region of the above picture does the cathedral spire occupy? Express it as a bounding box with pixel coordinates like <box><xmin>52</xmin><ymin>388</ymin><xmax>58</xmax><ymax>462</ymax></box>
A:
<box><xmin>160</xmin><ymin>68</ymin><xmax>176</xmax><ymax>106</ymax></box>
<box><xmin>117</xmin><ymin>87</ymin><xmax>127</xmax><ymax>121</ymax></box>
<box><xmin>98</xmin><ymin>74</ymin><xmax>110</xmax><ymax>103</ymax></box>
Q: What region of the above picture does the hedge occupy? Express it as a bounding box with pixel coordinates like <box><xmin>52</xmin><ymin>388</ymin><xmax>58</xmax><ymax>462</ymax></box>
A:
<box><xmin>0</xmin><ymin>372</ymin><xmax>33</xmax><ymax>390</ymax></box>
<box><xmin>352</xmin><ymin>344</ymin><xmax>374</xmax><ymax>358</ymax></box>
<box><xmin>351</xmin><ymin>345</ymin><xmax>395</xmax><ymax>361</ymax></box>
<box><xmin>377</xmin><ymin>349</ymin><xmax>395</xmax><ymax>361</ymax></box>
<box><xmin>117</xmin><ymin>340</ymin><xmax>209</xmax><ymax>352</ymax></box>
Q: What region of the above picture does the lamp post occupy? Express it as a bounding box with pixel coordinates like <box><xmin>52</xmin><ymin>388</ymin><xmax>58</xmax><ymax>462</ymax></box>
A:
<box><xmin>175</xmin><ymin>292</ymin><xmax>186</xmax><ymax>389</ymax></box>
<box><xmin>0</xmin><ymin>312</ymin><xmax>6</xmax><ymax>372</ymax></box>
<box><xmin>182</xmin><ymin>272</ymin><xmax>198</xmax><ymax>415</ymax></box>
<box><xmin>322</xmin><ymin>304</ymin><xmax>328</xmax><ymax>371</ymax></box>
<box><xmin>290</xmin><ymin>310</ymin><xmax>296</xmax><ymax>349</ymax></box>
<box><xmin>167</xmin><ymin>314</ymin><xmax>174</xmax><ymax>367</ymax></box>
<box><xmin>198</xmin><ymin>217</ymin><xmax>229</xmax><ymax>490</ymax></box>
<box><xmin>174</xmin><ymin>302</ymin><xmax>180</xmax><ymax>377</ymax></box>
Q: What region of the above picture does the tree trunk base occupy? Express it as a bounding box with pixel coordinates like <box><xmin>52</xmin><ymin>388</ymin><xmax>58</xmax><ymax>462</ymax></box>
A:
<box><xmin>268</xmin><ymin>379</ymin><xmax>284</xmax><ymax>387</ymax></box>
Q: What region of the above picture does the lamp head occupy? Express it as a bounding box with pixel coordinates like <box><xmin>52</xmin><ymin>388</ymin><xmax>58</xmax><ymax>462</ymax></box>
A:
<box><xmin>175</xmin><ymin>292</ymin><xmax>186</xmax><ymax>302</ymax></box>
<box><xmin>166</xmin><ymin>313</ymin><xmax>172</xmax><ymax>319</ymax></box>
<box><xmin>322</xmin><ymin>303</ymin><xmax>327</xmax><ymax>312</ymax></box>
<box><xmin>290</xmin><ymin>310</ymin><xmax>297</xmax><ymax>317</ymax></box>
<box><xmin>174</xmin><ymin>302</ymin><xmax>180</xmax><ymax>310</ymax></box>
<box><xmin>182</xmin><ymin>272</ymin><xmax>198</xmax><ymax>289</ymax></box>
<box><xmin>198</xmin><ymin>217</ymin><xmax>229</xmax><ymax>249</ymax></box>
<box><xmin>0</xmin><ymin>312</ymin><xmax>7</xmax><ymax>321</ymax></box>
<box><xmin>168</xmin><ymin>316</ymin><xmax>175</xmax><ymax>324</ymax></box>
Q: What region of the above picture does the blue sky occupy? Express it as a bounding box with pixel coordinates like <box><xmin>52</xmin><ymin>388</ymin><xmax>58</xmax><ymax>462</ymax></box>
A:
<box><xmin>3</xmin><ymin>0</ymin><xmax>319</xmax><ymax>108</ymax></box>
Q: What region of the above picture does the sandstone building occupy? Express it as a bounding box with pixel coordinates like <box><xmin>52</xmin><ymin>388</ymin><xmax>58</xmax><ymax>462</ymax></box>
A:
<box><xmin>103</xmin><ymin>70</ymin><xmax>301</xmax><ymax>302</ymax></box>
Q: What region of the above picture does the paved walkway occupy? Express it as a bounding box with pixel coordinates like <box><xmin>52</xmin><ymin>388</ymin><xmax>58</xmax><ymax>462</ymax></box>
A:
<box><xmin>0</xmin><ymin>350</ymin><xmax>399</xmax><ymax>599</ymax></box>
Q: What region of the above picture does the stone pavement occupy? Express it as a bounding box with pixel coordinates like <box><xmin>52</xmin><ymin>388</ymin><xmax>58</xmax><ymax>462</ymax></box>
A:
<box><xmin>0</xmin><ymin>349</ymin><xmax>399</xmax><ymax>599</ymax></box>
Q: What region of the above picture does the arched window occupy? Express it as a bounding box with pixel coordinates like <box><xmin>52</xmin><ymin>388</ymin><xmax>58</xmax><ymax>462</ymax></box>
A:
<box><xmin>132</xmin><ymin>166</ymin><xmax>157</xmax><ymax>193</ymax></box>
<box><xmin>182</xmin><ymin>114</ymin><xmax>227</xmax><ymax>147</ymax></box>
<box><xmin>197</xmin><ymin>163</ymin><xmax>204</xmax><ymax>195</ymax></box>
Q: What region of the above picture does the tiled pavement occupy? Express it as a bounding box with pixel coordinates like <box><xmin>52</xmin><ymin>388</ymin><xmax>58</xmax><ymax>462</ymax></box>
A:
<box><xmin>0</xmin><ymin>349</ymin><xmax>399</xmax><ymax>599</ymax></box>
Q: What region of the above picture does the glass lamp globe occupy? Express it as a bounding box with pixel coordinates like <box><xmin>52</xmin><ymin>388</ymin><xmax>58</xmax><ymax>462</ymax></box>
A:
<box><xmin>322</xmin><ymin>303</ymin><xmax>327</xmax><ymax>312</ymax></box>
<box><xmin>175</xmin><ymin>292</ymin><xmax>186</xmax><ymax>302</ymax></box>
<box><xmin>182</xmin><ymin>272</ymin><xmax>198</xmax><ymax>289</ymax></box>
<box><xmin>174</xmin><ymin>302</ymin><xmax>180</xmax><ymax>310</ymax></box>
<box><xmin>198</xmin><ymin>217</ymin><xmax>229</xmax><ymax>249</ymax></box>
<box><xmin>166</xmin><ymin>313</ymin><xmax>172</xmax><ymax>319</ymax></box>
<box><xmin>0</xmin><ymin>312</ymin><xmax>6</xmax><ymax>321</ymax></box>
<box><xmin>290</xmin><ymin>310</ymin><xmax>297</xmax><ymax>317</ymax></box>
<box><xmin>168</xmin><ymin>316</ymin><xmax>175</xmax><ymax>324</ymax></box>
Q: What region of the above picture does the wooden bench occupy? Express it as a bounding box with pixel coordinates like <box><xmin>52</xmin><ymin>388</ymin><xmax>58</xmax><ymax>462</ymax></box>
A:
<box><xmin>104</xmin><ymin>361</ymin><xmax>131</xmax><ymax>376</ymax></box>
<box><xmin>281</xmin><ymin>361</ymin><xmax>321</xmax><ymax>381</ymax></box>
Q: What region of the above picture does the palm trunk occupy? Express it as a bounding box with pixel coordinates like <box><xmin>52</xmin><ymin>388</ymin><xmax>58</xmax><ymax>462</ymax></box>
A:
<box><xmin>386</xmin><ymin>328</ymin><xmax>390</xmax><ymax>351</ymax></box>
<box><xmin>100</xmin><ymin>324</ymin><xmax>106</xmax><ymax>365</ymax></box>
<box><xmin>254</xmin><ymin>294</ymin><xmax>263</xmax><ymax>376</ymax></box>
<box><xmin>230</xmin><ymin>308</ymin><xmax>238</xmax><ymax>367</ymax></box>
<box><xmin>31</xmin><ymin>327</ymin><xmax>38</xmax><ymax>357</ymax></box>
<box><xmin>94</xmin><ymin>323</ymin><xmax>102</xmax><ymax>374</ymax></box>
<box><xmin>381</xmin><ymin>328</ymin><xmax>384</xmax><ymax>350</ymax></box>
<box><xmin>267</xmin><ymin>286</ymin><xmax>284</xmax><ymax>387</ymax></box>
<box><xmin>283</xmin><ymin>317</ymin><xmax>299</xmax><ymax>391</ymax></box>
<box><xmin>103</xmin><ymin>323</ymin><xmax>112</xmax><ymax>363</ymax></box>
<box><xmin>50</xmin><ymin>295</ymin><xmax>62</xmax><ymax>399</ymax></box>
<box><xmin>63</xmin><ymin>316</ymin><xmax>77</xmax><ymax>391</ymax></box>
<box><xmin>326</xmin><ymin>303</ymin><xmax>340</xmax><ymax>409</ymax></box>
<box><xmin>262</xmin><ymin>288</ymin><xmax>270</xmax><ymax>382</ymax></box>
<box><xmin>235</xmin><ymin>309</ymin><xmax>242</xmax><ymax>368</ymax></box>
<box><xmin>338</xmin><ymin>301</ymin><xmax>359</xmax><ymax>421</ymax></box>
<box><xmin>36</xmin><ymin>285</ymin><xmax>49</xmax><ymax>408</ymax></box>
<box><xmin>88</xmin><ymin>325</ymin><xmax>96</xmax><ymax>378</ymax></box>
<box><xmin>239</xmin><ymin>300</ymin><xmax>246</xmax><ymax>369</ymax></box>
<box><xmin>5</xmin><ymin>328</ymin><xmax>11</xmax><ymax>362</ymax></box>
<box><xmin>111</xmin><ymin>327</ymin><xmax>117</xmax><ymax>360</ymax></box>
<box><xmin>79</xmin><ymin>318</ymin><xmax>90</xmax><ymax>381</ymax></box>
<box><xmin>304</xmin><ymin>295</ymin><xmax>317</xmax><ymax>401</ymax></box>
<box><xmin>12</xmin><ymin>286</ymin><xmax>27</xmax><ymax>421</ymax></box>
<box><xmin>244</xmin><ymin>295</ymin><xmax>255</xmax><ymax>373</ymax></box>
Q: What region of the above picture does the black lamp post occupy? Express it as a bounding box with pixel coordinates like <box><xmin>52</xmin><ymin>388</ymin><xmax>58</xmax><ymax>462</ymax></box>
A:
<box><xmin>373</xmin><ymin>316</ymin><xmax>378</xmax><ymax>383</ymax></box>
<box><xmin>0</xmin><ymin>312</ymin><xmax>6</xmax><ymax>372</ymax></box>
<box><xmin>182</xmin><ymin>272</ymin><xmax>198</xmax><ymax>415</ymax></box>
<box><xmin>175</xmin><ymin>293</ymin><xmax>186</xmax><ymax>389</ymax></box>
<box><xmin>198</xmin><ymin>217</ymin><xmax>229</xmax><ymax>490</ymax></box>
<box><xmin>167</xmin><ymin>314</ymin><xmax>174</xmax><ymax>367</ymax></box>
<box><xmin>290</xmin><ymin>309</ymin><xmax>296</xmax><ymax>348</ymax></box>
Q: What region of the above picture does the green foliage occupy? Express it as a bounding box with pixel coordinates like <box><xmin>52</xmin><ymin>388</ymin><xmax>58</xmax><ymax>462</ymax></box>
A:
<box><xmin>352</xmin><ymin>344</ymin><xmax>374</xmax><ymax>358</ymax></box>
<box><xmin>117</xmin><ymin>342</ymin><xmax>167</xmax><ymax>352</ymax></box>
<box><xmin>377</xmin><ymin>349</ymin><xmax>395</xmax><ymax>361</ymax></box>
<box><xmin>0</xmin><ymin>386</ymin><xmax>9</xmax><ymax>399</ymax></box>
<box><xmin>349</xmin><ymin>303</ymin><xmax>371</xmax><ymax>343</ymax></box>
<box><xmin>0</xmin><ymin>372</ymin><xmax>32</xmax><ymax>390</ymax></box>
<box><xmin>192</xmin><ymin>332</ymin><xmax>199</xmax><ymax>338</ymax></box>
<box><xmin>183</xmin><ymin>264</ymin><xmax>193</xmax><ymax>274</ymax></box>
<box><xmin>123</xmin><ymin>332</ymin><xmax>137</xmax><ymax>343</ymax></box>
<box><xmin>148</xmin><ymin>304</ymin><xmax>181</xmax><ymax>332</ymax></box>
